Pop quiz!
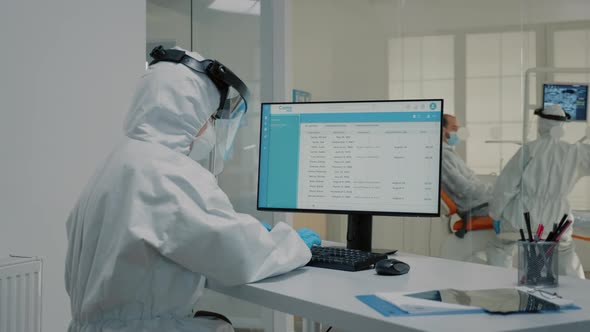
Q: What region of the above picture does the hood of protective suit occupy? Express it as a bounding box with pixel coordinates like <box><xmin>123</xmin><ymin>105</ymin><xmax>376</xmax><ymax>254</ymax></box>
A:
<box><xmin>537</xmin><ymin>104</ymin><xmax>566</xmax><ymax>138</ymax></box>
<box><xmin>124</xmin><ymin>49</ymin><xmax>220</xmax><ymax>155</ymax></box>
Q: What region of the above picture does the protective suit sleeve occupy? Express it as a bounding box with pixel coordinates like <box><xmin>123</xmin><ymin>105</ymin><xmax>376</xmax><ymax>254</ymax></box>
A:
<box><xmin>578</xmin><ymin>142</ymin><xmax>590</xmax><ymax>177</ymax></box>
<box><xmin>130</xmin><ymin>168</ymin><xmax>311</xmax><ymax>287</ymax></box>
<box><xmin>489</xmin><ymin>148</ymin><xmax>524</xmax><ymax>220</ymax></box>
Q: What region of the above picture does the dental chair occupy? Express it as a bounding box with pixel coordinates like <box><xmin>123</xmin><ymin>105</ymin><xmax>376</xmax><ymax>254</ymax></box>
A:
<box><xmin>572</xmin><ymin>211</ymin><xmax>590</xmax><ymax>276</ymax></box>
<box><xmin>439</xmin><ymin>190</ymin><xmax>496</xmax><ymax>264</ymax></box>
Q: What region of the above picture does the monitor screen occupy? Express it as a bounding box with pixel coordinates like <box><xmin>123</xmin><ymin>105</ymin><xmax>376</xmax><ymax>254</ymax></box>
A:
<box><xmin>257</xmin><ymin>100</ymin><xmax>443</xmax><ymax>216</ymax></box>
<box><xmin>543</xmin><ymin>83</ymin><xmax>588</xmax><ymax>121</ymax></box>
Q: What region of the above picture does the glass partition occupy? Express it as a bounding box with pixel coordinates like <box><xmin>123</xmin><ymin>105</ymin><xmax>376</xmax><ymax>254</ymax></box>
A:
<box><xmin>147</xmin><ymin>2</ymin><xmax>590</xmax><ymax>328</ymax></box>
<box><xmin>147</xmin><ymin>0</ymin><xmax>272</xmax><ymax>327</ymax></box>
<box><xmin>147</xmin><ymin>1</ymin><xmax>273</xmax><ymax>220</ymax></box>
<box><xmin>292</xmin><ymin>0</ymin><xmax>590</xmax><ymax>278</ymax></box>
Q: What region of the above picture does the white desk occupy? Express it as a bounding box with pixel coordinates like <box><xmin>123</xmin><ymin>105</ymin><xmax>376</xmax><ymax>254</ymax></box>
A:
<box><xmin>208</xmin><ymin>252</ymin><xmax>590</xmax><ymax>332</ymax></box>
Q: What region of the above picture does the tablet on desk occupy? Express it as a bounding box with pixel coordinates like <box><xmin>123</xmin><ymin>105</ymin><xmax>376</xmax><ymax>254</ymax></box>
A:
<box><xmin>406</xmin><ymin>288</ymin><xmax>568</xmax><ymax>314</ymax></box>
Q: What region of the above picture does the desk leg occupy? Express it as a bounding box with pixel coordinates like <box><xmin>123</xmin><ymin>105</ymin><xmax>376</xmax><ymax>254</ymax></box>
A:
<box><xmin>261</xmin><ymin>308</ymin><xmax>294</xmax><ymax>332</ymax></box>
<box><xmin>302</xmin><ymin>318</ymin><xmax>320</xmax><ymax>332</ymax></box>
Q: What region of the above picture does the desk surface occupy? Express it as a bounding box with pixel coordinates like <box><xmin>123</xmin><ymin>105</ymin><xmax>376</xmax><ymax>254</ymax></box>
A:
<box><xmin>209</xmin><ymin>252</ymin><xmax>590</xmax><ymax>332</ymax></box>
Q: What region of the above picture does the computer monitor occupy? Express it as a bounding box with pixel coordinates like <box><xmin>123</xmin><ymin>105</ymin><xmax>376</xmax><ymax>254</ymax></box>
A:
<box><xmin>543</xmin><ymin>83</ymin><xmax>588</xmax><ymax>121</ymax></box>
<box><xmin>257</xmin><ymin>100</ymin><xmax>443</xmax><ymax>251</ymax></box>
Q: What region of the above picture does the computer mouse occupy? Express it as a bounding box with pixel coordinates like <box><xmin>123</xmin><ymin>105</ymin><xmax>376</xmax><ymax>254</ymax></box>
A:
<box><xmin>375</xmin><ymin>258</ymin><xmax>410</xmax><ymax>276</ymax></box>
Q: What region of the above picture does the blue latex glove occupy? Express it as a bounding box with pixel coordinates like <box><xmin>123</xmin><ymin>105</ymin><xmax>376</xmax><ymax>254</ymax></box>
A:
<box><xmin>260</xmin><ymin>221</ymin><xmax>272</xmax><ymax>232</ymax></box>
<box><xmin>297</xmin><ymin>228</ymin><xmax>321</xmax><ymax>249</ymax></box>
<box><xmin>493</xmin><ymin>220</ymin><xmax>501</xmax><ymax>235</ymax></box>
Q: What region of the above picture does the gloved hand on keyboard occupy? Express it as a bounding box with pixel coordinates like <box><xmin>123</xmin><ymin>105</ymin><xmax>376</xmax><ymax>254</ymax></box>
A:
<box><xmin>260</xmin><ymin>221</ymin><xmax>272</xmax><ymax>232</ymax></box>
<box><xmin>296</xmin><ymin>228</ymin><xmax>321</xmax><ymax>249</ymax></box>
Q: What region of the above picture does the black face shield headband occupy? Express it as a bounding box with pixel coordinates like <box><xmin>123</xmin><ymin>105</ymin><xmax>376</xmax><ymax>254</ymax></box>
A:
<box><xmin>534</xmin><ymin>107</ymin><xmax>571</xmax><ymax>122</ymax></box>
<box><xmin>149</xmin><ymin>45</ymin><xmax>250</xmax><ymax>120</ymax></box>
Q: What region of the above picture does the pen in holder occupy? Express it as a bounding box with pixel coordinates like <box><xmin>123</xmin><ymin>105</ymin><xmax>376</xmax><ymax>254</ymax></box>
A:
<box><xmin>517</xmin><ymin>241</ymin><xmax>558</xmax><ymax>288</ymax></box>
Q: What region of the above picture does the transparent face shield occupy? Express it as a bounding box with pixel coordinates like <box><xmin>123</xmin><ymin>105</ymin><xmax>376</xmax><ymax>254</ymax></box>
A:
<box><xmin>210</xmin><ymin>89</ymin><xmax>248</xmax><ymax>175</ymax></box>
<box><xmin>214</xmin><ymin>88</ymin><xmax>247</xmax><ymax>161</ymax></box>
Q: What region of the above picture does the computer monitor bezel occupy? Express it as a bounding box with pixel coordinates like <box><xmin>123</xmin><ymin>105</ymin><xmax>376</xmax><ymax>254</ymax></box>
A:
<box><xmin>256</xmin><ymin>99</ymin><xmax>444</xmax><ymax>218</ymax></box>
<box><xmin>542</xmin><ymin>82</ymin><xmax>588</xmax><ymax>121</ymax></box>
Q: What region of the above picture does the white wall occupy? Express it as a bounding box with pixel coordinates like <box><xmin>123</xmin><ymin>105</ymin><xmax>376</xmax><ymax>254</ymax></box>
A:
<box><xmin>147</xmin><ymin>0</ymin><xmax>191</xmax><ymax>51</ymax></box>
<box><xmin>292</xmin><ymin>0</ymin><xmax>388</xmax><ymax>101</ymax></box>
<box><xmin>0</xmin><ymin>1</ymin><xmax>146</xmax><ymax>330</ymax></box>
<box><xmin>292</xmin><ymin>0</ymin><xmax>394</xmax><ymax>245</ymax></box>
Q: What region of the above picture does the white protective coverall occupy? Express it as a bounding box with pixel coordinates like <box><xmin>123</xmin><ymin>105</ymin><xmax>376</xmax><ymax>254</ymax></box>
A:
<box><xmin>487</xmin><ymin>106</ymin><xmax>590</xmax><ymax>278</ymax></box>
<box><xmin>441</xmin><ymin>142</ymin><xmax>493</xmax><ymax>218</ymax></box>
<box><xmin>65</xmin><ymin>54</ymin><xmax>311</xmax><ymax>331</ymax></box>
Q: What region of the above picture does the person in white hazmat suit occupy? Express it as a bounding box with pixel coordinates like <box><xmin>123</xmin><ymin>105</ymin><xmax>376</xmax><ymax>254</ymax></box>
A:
<box><xmin>65</xmin><ymin>46</ymin><xmax>316</xmax><ymax>331</ymax></box>
<box><xmin>487</xmin><ymin>104</ymin><xmax>590</xmax><ymax>278</ymax></box>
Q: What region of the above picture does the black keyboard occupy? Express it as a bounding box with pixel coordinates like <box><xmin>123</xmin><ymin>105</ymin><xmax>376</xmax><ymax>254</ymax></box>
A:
<box><xmin>307</xmin><ymin>247</ymin><xmax>389</xmax><ymax>272</ymax></box>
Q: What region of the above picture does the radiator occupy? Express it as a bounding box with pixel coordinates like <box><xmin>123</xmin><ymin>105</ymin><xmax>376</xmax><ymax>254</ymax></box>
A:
<box><xmin>0</xmin><ymin>256</ymin><xmax>42</xmax><ymax>332</ymax></box>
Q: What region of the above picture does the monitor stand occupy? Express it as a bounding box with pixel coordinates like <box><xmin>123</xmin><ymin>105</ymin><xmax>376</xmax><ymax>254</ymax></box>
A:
<box><xmin>346</xmin><ymin>214</ymin><xmax>373</xmax><ymax>251</ymax></box>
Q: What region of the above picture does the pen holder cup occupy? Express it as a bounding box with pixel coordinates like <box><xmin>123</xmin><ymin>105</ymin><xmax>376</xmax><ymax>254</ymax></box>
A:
<box><xmin>517</xmin><ymin>241</ymin><xmax>558</xmax><ymax>288</ymax></box>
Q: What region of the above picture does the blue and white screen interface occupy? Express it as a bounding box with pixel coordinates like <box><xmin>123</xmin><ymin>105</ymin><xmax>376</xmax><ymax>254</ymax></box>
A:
<box><xmin>258</xmin><ymin>100</ymin><xmax>442</xmax><ymax>214</ymax></box>
<box><xmin>543</xmin><ymin>83</ymin><xmax>588</xmax><ymax>121</ymax></box>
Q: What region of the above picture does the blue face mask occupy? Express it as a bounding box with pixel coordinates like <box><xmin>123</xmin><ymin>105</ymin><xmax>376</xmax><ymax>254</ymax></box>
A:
<box><xmin>447</xmin><ymin>132</ymin><xmax>459</xmax><ymax>146</ymax></box>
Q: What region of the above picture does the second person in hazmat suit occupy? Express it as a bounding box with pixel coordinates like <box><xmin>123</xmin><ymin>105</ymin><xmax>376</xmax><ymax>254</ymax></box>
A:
<box><xmin>487</xmin><ymin>104</ymin><xmax>590</xmax><ymax>278</ymax></box>
<box><xmin>64</xmin><ymin>46</ymin><xmax>318</xmax><ymax>332</ymax></box>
